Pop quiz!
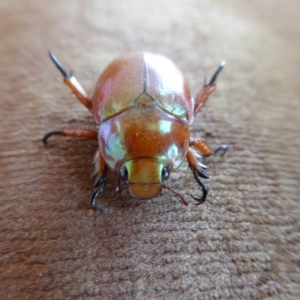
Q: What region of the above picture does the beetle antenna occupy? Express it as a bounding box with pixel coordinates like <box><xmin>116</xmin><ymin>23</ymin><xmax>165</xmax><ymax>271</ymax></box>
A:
<box><xmin>49</xmin><ymin>51</ymin><xmax>71</xmax><ymax>79</ymax></box>
<box><xmin>208</xmin><ymin>61</ymin><xmax>226</xmax><ymax>86</ymax></box>
<box><xmin>162</xmin><ymin>185</ymin><xmax>189</xmax><ymax>206</ymax></box>
<box><xmin>90</xmin><ymin>178</ymin><xmax>106</xmax><ymax>210</ymax></box>
<box><xmin>190</xmin><ymin>166</ymin><xmax>208</xmax><ymax>205</ymax></box>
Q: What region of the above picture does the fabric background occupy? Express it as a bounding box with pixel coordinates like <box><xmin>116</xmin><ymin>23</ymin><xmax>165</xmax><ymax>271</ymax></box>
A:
<box><xmin>1</xmin><ymin>0</ymin><xmax>300</xmax><ymax>299</ymax></box>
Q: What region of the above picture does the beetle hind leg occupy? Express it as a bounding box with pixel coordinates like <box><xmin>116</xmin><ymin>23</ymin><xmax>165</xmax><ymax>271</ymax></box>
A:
<box><xmin>49</xmin><ymin>52</ymin><xmax>92</xmax><ymax>111</ymax></box>
<box><xmin>194</xmin><ymin>61</ymin><xmax>226</xmax><ymax>116</ymax></box>
<box><xmin>90</xmin><ymin>149</ymin><xmax>108</xmax><ymax>210</ymax></box>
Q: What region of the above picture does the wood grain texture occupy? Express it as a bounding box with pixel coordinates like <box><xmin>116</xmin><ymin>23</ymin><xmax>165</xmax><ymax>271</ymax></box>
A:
<box><xmin>1</xmin><ymin>0</ymin><xmax>300</xmax><ymax>299</ymax></box>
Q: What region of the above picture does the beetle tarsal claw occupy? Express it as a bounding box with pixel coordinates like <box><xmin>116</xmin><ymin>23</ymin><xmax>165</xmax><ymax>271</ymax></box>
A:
<box><xmin>90</xmin><ymin>169</ymin><xmax>98</xmax><ymax>179</ymax></box>
<box><xmin>43</xmin><ymin>130</ymin><xmax>64</xmax><ymax>147</ymax></box>
<box><xmin>48</xmin><ymin>51</ymin><xmax>72</xmax><ymax>79</ymax></box>
<box><xmin>197</xmin><ymin>161</ymin><xmax>207</xmax><ymax>169</ymax></box>
<box><xmin>90</xmin><ymin>178</ymin><xmax>106</xmax><ymax>210</ymax></box>
<box><xmin>93</xmin><ymin>176</ymin><xmax>105</xmax><ymax>187</ymax></box>
<box><xmin>208</xmin><ymin>61</ymin><xmax>226</xmax><ymax>86</ymax></box>
<box><xmin>195</xmin><ymin>153</ymin><xmax>203</xmax><ymax>161</ymax></box>
<box><xmin>213</xmin><ymin>144</ymin><xmax>228</xmax><ymax>156</ymax></box>
<box><xmin>198</xmin><ymin>167</ymin><xmax>210</xmax><ymax>179</ymax></box>
<box><xmin>190</xmin><ymin>166</ymin><xmax>208</xmax><ymax>205</ymax></box>
<box><xmin>190</xmin><ymin>163</ymin><xmax>209</xmax><ymax>179</ymax></box>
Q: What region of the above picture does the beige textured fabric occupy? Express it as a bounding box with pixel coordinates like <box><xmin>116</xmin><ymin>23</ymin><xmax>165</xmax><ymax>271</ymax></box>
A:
<box><xmin>1</xmin><ymin>0</ymin><xmax>300</xmax><ymax>299</ymax></box>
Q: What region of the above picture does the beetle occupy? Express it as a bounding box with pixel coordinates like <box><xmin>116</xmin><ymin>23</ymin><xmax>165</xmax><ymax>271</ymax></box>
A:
<box><xmin>43</xmin><ymin>52</ymin><xmax>227</xmax><ymax>209</ymax></box>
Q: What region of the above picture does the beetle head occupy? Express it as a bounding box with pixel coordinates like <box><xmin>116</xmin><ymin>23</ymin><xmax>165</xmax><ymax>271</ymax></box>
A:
<box><xmin>118</xmin><ymin>159</ymin><xmax>170</xmax><ymax>199</ymax></box>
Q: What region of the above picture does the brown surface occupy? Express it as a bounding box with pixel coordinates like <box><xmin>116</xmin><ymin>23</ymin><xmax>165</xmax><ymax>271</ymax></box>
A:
<box><xmin>1</xmin><ymin>0</ymin><xmax>300</xmax><ymax>299</ymax></box>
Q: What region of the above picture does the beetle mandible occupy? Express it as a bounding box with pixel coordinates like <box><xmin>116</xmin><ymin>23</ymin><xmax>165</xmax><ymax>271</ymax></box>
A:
<box><xmin>43</xmin><ymin>52</ymin><xmax>227</xmax><ymax>209</ymax></box>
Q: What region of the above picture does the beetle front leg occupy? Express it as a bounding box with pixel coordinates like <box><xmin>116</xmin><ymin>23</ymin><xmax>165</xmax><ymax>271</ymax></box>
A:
<box><xmin>49</xmin><ymin>52</ymin><xmax>92</xmax><ymax>111</ymax></box>
<box><xmin>188</xmin><ymin>139</ymin><xmax>212</xmax><ymax>178</ymax></box>
<box><xmin>91</xmin><ymin>149</ymin><xmax>108</xmax><ymax>187</ymax></box>
<box><xmin>43</xmin><ymin>129</ymin><xmax>97</xmax><ymax>147</ymax></box>
<box><xmin>194</xmin><ymin>61</ymin><xmax>225</xmax><ymax>116</ymax></box>
<box><xmin>186</xmin><ymin>148</ymin><xmax>209</xmax><ymax>204</ymax></box>
<box><xmin>186</xmin><ymin>147</ymin><xmax>209</xmax><ymax>179</ymax></box>
<box><xmin>187</xmin><ymin>139</ymin><xmax>212</xmax><ymax>193</ymax></box>
<box><xmin>90</xmin><ymin>149</ymin><xmax>108</xmax><ymax>210</ymax></box>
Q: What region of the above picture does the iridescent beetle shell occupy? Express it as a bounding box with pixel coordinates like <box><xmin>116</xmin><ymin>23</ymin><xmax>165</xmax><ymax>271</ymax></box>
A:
<box><xmin>44</xmin><ymin>51</ymin><xmax>227</xmax><ymax>209</ymax></box>
<box><xmin>92</xmin><ymin>53</ymin><xmax>192</xmax><ymax>199</ymax></box>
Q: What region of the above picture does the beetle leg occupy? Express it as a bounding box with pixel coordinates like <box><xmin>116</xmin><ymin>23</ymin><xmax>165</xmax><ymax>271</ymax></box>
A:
<box><xmin>90</xmin><ymin>178</ymin><xmax>106</xmax><ymax>210</ymax></box>
<box><xmin>89</xmin><ymin>149</ymin><xmax>108</xmax><ymax>210</ymax></box>
<box><xmin>191</xmin><ymin>138</ymin><xmax>228</xmax><ymax>157</ymax></box>
<box><xmin>43</xmin><ymin>129</ymin><xmax>97</xmax><ymax>147</ymax></box>
<box><xmin>190</xmin><ymin>166</ymin><xmax>208</xmax><ymax>205</ymax></box>
<box><xmin>114</xmin><ymin>177</ymin><xmax>122</xmax><ymax>192</ymax></box>
<box><xmin>187</xmin><ymin>148</ymin><xmax>209</xmax><ymax>179</ymax></box>
<box><xmin>190</xmin><ymin>139</ymin><xmax>213</xmax><ymax>157</ymax></box>
<box><xmin>49</xmin><ymin>52</ymin><xmax>92</xmax><ymax>111</ymax></box>
<box><xmin>213</xmin><ymin>144</ymin><xmax>228</xmax><ymax>156</ymax></box>
<box><xmin>194</xmin><ymin>61</ymin><xmax>226</xmax><ymax>116</ymax></box>
<box><xmin>188</xmin><ymin>138</ymin><xmax>213</xmax><ymax>177</ymax></box>
<box><xmin>91</xmin><ymin>149</ymin><xmax>108</xmax><ymax>186</ymax></box>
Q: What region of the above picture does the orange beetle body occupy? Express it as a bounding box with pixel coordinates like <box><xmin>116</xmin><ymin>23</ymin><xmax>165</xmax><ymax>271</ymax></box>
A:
<box><xmin>44</xmin><ymin>52</ymin><xmax>227</xmax><ymax>209</ymax></box>
<box><xmin>94</xmin><ymin>53</ymin><xmax>191</xmax><ymax>200</ymax></box>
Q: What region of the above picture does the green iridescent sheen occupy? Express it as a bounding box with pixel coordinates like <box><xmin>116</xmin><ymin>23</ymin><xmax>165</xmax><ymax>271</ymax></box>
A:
<box><xmin>99</xmin><ymin>106</ymin><xmax>189</xmax><ymax>171</ymax></box>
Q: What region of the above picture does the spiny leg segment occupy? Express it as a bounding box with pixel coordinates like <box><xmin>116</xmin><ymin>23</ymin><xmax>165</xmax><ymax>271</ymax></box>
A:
<box><xmin>49</xmin><ymin>52</ymin><xmax>92</xmax><ymax>110</ymax></box>
<box><xmin>194</xmin><ymin>61</ymin><xmax>226</xmax><ymax>116</ymax></box>
<box><xmin>43</xmin><ymin>129</ymin><xmax>97</xmax><ymax>147</ymax></box>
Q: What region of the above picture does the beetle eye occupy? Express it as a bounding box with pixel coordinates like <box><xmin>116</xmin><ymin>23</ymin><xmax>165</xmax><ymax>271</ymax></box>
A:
<box><xmin>161</xmin><ymin>166</ymin><xmax>170</xmax><ymax>181</ymax></box>
<box><xmin>119</xmin><ymin>166</ymin><xmax>128</xmax><ymax>181</ymax></box>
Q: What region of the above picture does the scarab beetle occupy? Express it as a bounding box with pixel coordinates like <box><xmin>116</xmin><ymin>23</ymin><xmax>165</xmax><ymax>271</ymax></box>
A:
<box><xmin>43</xmin><ymin>52</ymin><xmax>227</xmax><ymax>209</ymax></box>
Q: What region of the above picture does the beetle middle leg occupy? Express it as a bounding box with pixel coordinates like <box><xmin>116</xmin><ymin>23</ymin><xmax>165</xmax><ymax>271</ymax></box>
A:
<box><xmin>190</xmin><ymin>138</ymin><xmax>228</xmax><ymax>159</ymax></box>
<box><xmin>49</xmin><ymin>52</ymin><xmax>92</xmax><ymax>111</ymax></box>
<box><xmin>43</xmin><ymin>129</ymin><xmax>97</xmax><ymax>147</ymax></box>
<box><xmin>213</xmin><ymin>144</ymin><xmax>228</xmax><ymax>156</ymax></box>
